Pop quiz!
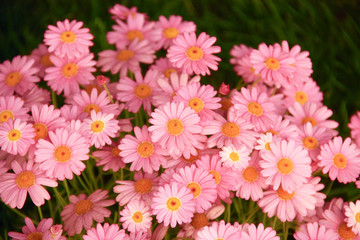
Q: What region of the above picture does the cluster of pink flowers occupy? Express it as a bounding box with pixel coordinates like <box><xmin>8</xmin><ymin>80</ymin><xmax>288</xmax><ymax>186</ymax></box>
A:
<box><xmin>2</xmin><ymin>3</ymin><xmax>360</xmax><ymax>240</ymax></box>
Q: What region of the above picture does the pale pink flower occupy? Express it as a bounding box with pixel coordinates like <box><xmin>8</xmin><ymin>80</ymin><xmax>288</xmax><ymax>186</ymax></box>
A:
<box><xmin>0</xmin><ymin>55</ymin><xmax>40</xmax><ymax>95</ymax></box>
<box><xmin>44</xmin><ymin>19</ymin><xmax>94</xmax><ymax>58</ymax></box>
<box><xmin>120</xmin><ymin>199</ymin><xmax>152</xmax><ymax>233</ymax></box>
<box><xmin>318</xmin><ymin>136</ymin><xmax>360</xmax><ymax>183</ymax></box>
<box><xmin>219</xmin><ymin>143</ymin><xmax>251</xmax><ymax>170</ymax></box>
<box><xmin>61</xmin><ymin>189</ymin><xmax>115</xmax><ymax>236</ymax></box>
<box><xmin>230</xmin><ymin>43</ymin><xmax>252</xmax><ymax>65</ymax></box>
<box><xmin>167</xmin><ymin>32</ymin><xmax>221</xmax><ymax>76</ymax></box>
<box><xmin>293</xmin><ymin>222</ymin><xmax>338</xmax><ymax>240</ymax></box>
<box><xmin>349</xmin><ymin>111</ymin><xmax>360</xmax><ymax>147</ymax></box>
<box><xmin>21</xmin><ymin>86</ymin><xmax>51</xmax><ymax>109</ymax></box>
<box><xmin>30</xmin><ymin>43</ymin><xmax>54</xmax><ymax>78</ymax></box>
<box><xmin>92</xmin><ymin>141</ymin><xmax>125</xmax><ymax>172</ymax></box>
<box><xmin>109</xmin><ymin>4</ymin><xmax>140</xmax><ymax>20</ymax></box>
<box><xmin>345</xmin><ymin>200</ymin><xmax>360</xmax><ymax>234</ymax></box>
<box><xmin>196</xmin><ymin>220</ymin><xmax>241</xmax><ymax>240</ymax></box>
<box><xmin>83</xmin><ymin>222</ymin><xmax>129</xmax><ymax>240</ymax></box>
<box><xmin>282</xmin><ymin>78</ymin><xmax>323</xmax><ymax>107</ymax></box>
<box><xmin>152</xmin><ymin>182</ymin><xmax>195</xmax><ymax>228</ymax></box>
<box><xmin>8</xmin><ymin>217</ymin><xmax>53</xmax><ymax>240</ymax></box>
<box><xmin>0</xmin><ymin>159</ymin><xmax>57</xmax><ymax>209</ymax></box>
<box><xmin>0</xmin><ymin>96</ymin><xmax>29</xmax><ymax>124</ymax></box>
<box><xmin>255</xmin><ymin>132</ymin><xmax>279</xmax><ymax>153</ymax></box>
<box><xmin>241</xmin><ymin>223</ymin><xmax>280</xmax><ymax>240</ymax></box>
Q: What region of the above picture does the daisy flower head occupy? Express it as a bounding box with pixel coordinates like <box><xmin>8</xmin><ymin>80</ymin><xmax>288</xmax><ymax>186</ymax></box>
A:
<box><xmin>92</xmin><ymin>141</ymin><xmax>125</xmax><ymax>172</ymax></box>
<box><xmin>8</xmin><ymin>217</ymin><xmax>53</xmax><ymax>240</ymax></box>
<box><xmin>250</xmin><ymin>42</ymin><xmax>295</xmax><ymax>87</ymax></box>
<box><xmin>171</xmin><ymin>165</ymin><xmax>217</xmax><ymax>213</ymax></box>
<box><xmin>152</xmin><ymin>182</ymin><xmax>195</xmax><ymax>228</ymax></box>
<box><xmin>149</xmin><ymin>57</ymin><xmax>182</xmax><ymax>79</ymax></box>
<box><xmin>156</xmin><ymin>15</ymin><xmax>196</xmax><ymax>49</ymax></box>
<box><xmin>35</xmin><ymin>127</ymin><xmax>89</xmax><ymax>180</ymax></box>
<box><xmin>0</xmin><ymin>118</ymin><xmax>35</xmax><ymax>156</ymax></box>
<box><xmin>260</xmin><ymin>139</ymin><xmax>312</xmax><ymax>192</ymax></box>
<box><xmin>262</xmin><ymin>116</ymin><xmax>299</xmax><ymax>141</ymax></box>
<box><xmin>345</xmin><ymin>200</ymin><xmax>360</xmax><ymax>235</ymax></box>
<box><xmin>30</xmin><ymin>43</ymin><xmax>54</xmax><ymax>78</ymax></box>
<box><xmin>167</xmin><ymin>31</ymin><xmax>221</xmax><ymax>76</ymax></box>
<box><xmin>0</xmin><ymin>95</ymin><xmax>29</xmax><ymax>124</ymax></box>
<box><xmin>44</xmin><ymin>19</ymin><xmax>94</xmax><ymax>58</ymax></box>
<box><xmin>318</xmin><ymin>136</ymin><xmax>360</xmax><ymax>183</ymax></box>
<box><xmin>60</xmin><ymin>105</ymin><xmax>88</xmax><ymax>122</ymax></box>
<box><xmin>119</xmin><ymin>125</ymin><xmax>167</xmax><ymax>173</ymax></box>
<box><xmin>219</xmin><ymin>144</ymin><xmax>251</xmax><ymax>170</ymax></box>
<box><xmin>61</xmin><ymin>189</ymin><xmax>115</xmax><ymax>237</ymax></box>
<box><xmin>0</xmin><ymin>55</ymin><xmax>40</xmax><ymax>96</ymax></box>
<box><xmin>148</xmin><ymin>101</ymin><xmax>205</xmax><ymax>158</ymax></box>
<box><xmin>349</xmin><ymin>111</ymin><xmax>360</xmax><ymax>147</ymax></box>
<box><xmin>44</xmin><ymin>53</ymin><xmax>96</xmax><ymax>96</ymax></box>
<box><xmin>293</xmin><ymin>222</ymin><xmax>338</xmax><ymax>240</ymax></box>
<box><xmin>83</xmin><ymin>223</ymin><xmax>128</xmax><ymax>240</ymax></box>
<box><xmin>230</xmin><ymin>43</ymin><xmax>253</xmax><ymax>64</ymax></box>
<box><xmin>84</xmin><ymin>110</ymin><xmax>120</xmax><ymax>148</ymax></box>
<box><xmin>196</xmin><ymin>220</ymin><xmax>241</xmax><ymax>240</ymax></box>
<box><xmin>120</xmin><ymin>199</ymin><xmax>152</xmax><ymax>234</ymax></box>
<box><xmin>255</xmin><ymin>132</ymin><xmax>279</xmax><ymax>153</ymax></box>
<box><xmin>240</xmin><ymin>223</ymin><xmax>280</xmax><ymax>240</ymax></box>
<box><xmin>173</xmin><ymin>81</ymin><xmax>221</xmax><ymax>123</ymax></box>
<box><xmin>109</xmin><ymin>4</ymin><xmax>140</xmax><ymax>20</ymax></box>
<box><xmin>232</xmin><ymin>86</ymin><xmax>278</xmax><ymax>131</ymax></box>
<box><xmin>0</xmin><ymin>159</ymin><xmax>57</xmax><ymax>209</ymax></box>
<box><xmin>21</xmin><ymin>86</ymin><xmax>51</xmax><ymax>109</ymax></box>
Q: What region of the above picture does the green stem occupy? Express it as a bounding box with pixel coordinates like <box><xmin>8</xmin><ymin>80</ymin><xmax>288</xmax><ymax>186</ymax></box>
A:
<box><xmin>53</xmin><ymin>187</ymin><xmax>66</xmax><ymax>207</ymax></box>
<box><xmin>48</xmin><ymin>199</ymin><xmax>55</xmax><ymax>220</ymax></box>
<box><xmin>272</xmin><ymin>216</ymin><xmax>278</xmax><ymax>229</ymax></box>
<box><xmin>51</xmin><ymin>91</ymin><xmax>58</xmax><ymax>108</ymax></box>
<box><xmin>38</xmin><ymin>206</ymin><xmax>43</xmax><ymax>220</ymax></box>
<box><xmin>243</xmin><ymin>206</ymin><xmax>260</xmax><ymax>223</ymax></box>
<box><xmin>325</xmin><ymin>180</ymin><xmax>334</xmax><ymax>195</ymax></box>
<box><xmin>76</xmin><ymin>174</ymin><xmax>91</xmax><ymax>194</ymax></box>
<box><xmin>103</xmin><ymin>84</ymin><xmax>114</xmax><ymax>103</ymax></box>
<box><xmin>63</xmin><ymin>179</ymin><xmax>70</xmax><ymax>199</ymax></box>
<box><xmin>226</xmin><ymin>203</ymin><xmax>231</xmax><ymax>222</ymax></box>
<box><xmin>283</xmin><ymin>221</ymin><xmax>289</xmax><ymax>240</ymax></box>
<box><xmin>262</xmin><ymin>212</ymin><xmax>267</xmax><ymax>225</ymax></box>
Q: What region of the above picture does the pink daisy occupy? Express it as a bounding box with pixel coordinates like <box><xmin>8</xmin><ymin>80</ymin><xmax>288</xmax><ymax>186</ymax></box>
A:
<box><xmin>0</xmin><ymin>96</ymin><xmax>29</xmax><ymax>124</ymax></box>
<box><xmin>282</xmin><ymin>78</ymin><xmax>323</xmax><ymax>107</ymax></box>
<box><xmin>83</xmin><ymin>223</ymin><xmax>129</xmax><ymax>240</ymax></box>
<box><xmin>196</xmin><ymin>220</ymin><xmax>241</xmax><ymax>240</ymax></box>
<box><xmin>345</xmin><ymin>200</ymin><xmax>360</xmax><ymax>234</ymax></box>
<box><xmin>44</xmin><ymin>53</ymin><xmax>96</xmax><ymax>96</ymax></box>
<box><xmin>109</xmin><ymin>4</ymin><xmax>140</xmax><ymax>20</ymax></box>
<box><xmin>92</xmin><ymin>140</ymin><xmax>125</xmax><ymax>172</ymax></box>
<box><xmin>255</xmin><ymin>132</ymin><xmax>279</xmax><ymax>153</ymax></box>
<box><xmin>149</xmin><ymin>57</ymin><xmax>181</xmax><ymax>79</ymax></box>
<box><xmin>44</xmin><ymin>19</ymin><xmax>94</xmax><ymax>58</ymax></box>
<box><xmin>35</xmin><ymin>128</ymin><xmax>89</xmax><ymax>180</ymax></box>
<box><xmin>116</xmin><ymin>70</ymin><xmax>161</xmax><ymax>115</ymax></box>
<box><xmin>171</xmin><ymin>165</ymin><xmax>217</xmax><ymax>213</ymax></box>
<box><xmin>119</xmin><ymin>125</ymin><xmax>167</xmax><ymax>173</ymax></box>
<box><xmin>152</xmin><ymin>182</ymin><xmax>195</xmax><ymax>228</ymax></box>
<box><xmin>262</xmin><ymin>116</ymin><xmax>299</xmax><ymax>141</ymax></box>
<box><xmin>240</xmin><ymin>223</ymin><xmax>280</xmax><ymax>240</ymax></box>
<box><xmin>60</xmin><ymin>105</ymin><xmax>87</xmax><ymax>121</ymax></box>
<box><xmin>173</xmin><ymin>82</ymin><xmax>221</xmax><ymax>123</ymax></box>
<box><xmin>260</xmin><ymin>139</ymin><xmax>312</xmax><ymax>192</ymax></box>
<box><xmin>61</xmin><ymin>189</ymin><xmax>115</xmax><ymax>237</ymax></box>
<box><xmin>84</xmin><ymin>110</ymin><xmax>120</xmax><ymax>148</ymax></box>
<box><xmin>155</xmin><ymin>15</ymin><xmax>196</xmax><ymax>49</ymax></box>
<box><xmin>0</xmin><ymin>118</ymin><xmax>35</xmax><ymax>156</ymax></box>
<box><xmin>233</xmin><ymin>53</ymin><xmax>260</xmax><ymax>83</ymax></box>
<box><xmin>97</xmin><ymin>38</ymin><xmax>156</xmax><ymax>78</ymax></box>
<box><xmin>21</xmin><ymin>86</ymin><xmax>51</xmax><ymax>109</ymax></box>
<box><xmin>230</xmin><ymin>43</ymin><xmax>252</xmax><ymax>65</ymax></box>
<box><xmin>318</xmin><ymin>136</ymin><xmax>360</xmax><ymax>183</ymax></box>
<box><xmin>201</xmin><ymin>109</ymin><xmax>258</xmax><ymax>150</ymax></box>
<box><xmin>0</xmin><ymin>55</ymin><xmax>40</xmax><ymax>96</ymax></box>
<box><xmin>8</xmin><ymin>217</ymin><xmax>53</xmax><ymax>240</ymax></box>
<box><xmin>349</xmin><ymin>111</ymin><xmax>360</xmax><ymax>147</ymax></box>
<box><xmin>148</xmin><ymin>101</ymin><xmax>205</xmax><ymax>158</ymax></box>
<box><xmin>250</xmin><ymin>42</ymin><xmax>295</xmax><ymax>87</ymax></box>
<box><xmin>30</xmin><ymin>43</ymin><xmax>54</xmax><ymax>78</ymax></box>
<box><xmin>232</xmin><ymin>87</ymin><xmax>278</xmax><ymax>131</ymax></box>
<box><xmin>219</xmin><ymin>143</ymin><xmax>251</xmax><ymax>170</ymax></box>
<box><xmin>167</xmin><ymin>32</ymin><xmax>221</xmax><ymax>76</ymax></box>
<box><xmin>293</xmin><ymin>222</ymin><xmax>338</xmax><ymax>240</ymax></box>
<box><xmin>120</xmin><ymin>199</ymin><xmax>152</xmax><ymax>233</ymax></box>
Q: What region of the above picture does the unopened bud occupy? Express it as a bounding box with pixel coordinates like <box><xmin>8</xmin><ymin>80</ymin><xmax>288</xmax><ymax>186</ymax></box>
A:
<box><xmin>96</xmin><ymin>75</ymin><xmax>108</xmax><ymax>85</ymax></box>
<box><xmin>219</xmin><ymin>82</ymin><xmax>230</xmax><ymax>95</ymax></box>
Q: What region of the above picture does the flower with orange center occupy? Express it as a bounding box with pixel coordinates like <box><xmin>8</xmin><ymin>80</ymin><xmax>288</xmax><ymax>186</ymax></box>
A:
<box><xmin>116</xmin><ymin>49</ymin><xmax>134</xmax><ymax>61</ymax></box>
<box><xmin>6</xmin><ymin>72</ymin><xmax>22</xmax><ymax>87</ymax></box>
<box><xmin>40</xmin><ymin>54</ymin><xmax>53</xmax><ymax>67</ymax></box>
<box><xmin>221</xmin><ymin>122</ymin><xmax>240</xmax><ymax>138</ymax></box>
<box><xmin>265</xmin><ymin>57</ymin><xmax>280</xmax><ymax>70</ymax></box>
<box><xmin>295</xmin><ymin>91</ymin><xmax>308</xmax><ymax>105</ymax></box>
<box><xmin>33</xmin><ymin>123</ymin><xmax>48</xmax><ymax>140</ymax></box>
<box><xmin>134</xmin><ymin>84</ymin><xmax>152</xmax><ymax>99</ymax></box>
<box><xmin>8</xmin><ymin>217</ymin><xmax>55</xmax><ymax>240</ymax></box>
<box><xmin>191</xmin><ymin>213</ymin><xmax>209</xmax><ymax>229</ymax></box>
<box><xmin>120</xmin><ymin>199</ymin><xmax>152</xmax><ymax>234</ymax></box>
<box><xmin>220</xmin><ymin>144</ymin><xmax>251</xmax><ymax>170</ymax></box>
<box><xmin>344</xmin><ymin>200</ymin><xmax>360</xmax><ymax>235</ymax></box>
<box><xmin>16</xmin><ymin>171</ymin><xmax>36</xmax><ymax>188</ymax></box>
<box><xmin>0</xmin><ymin>110</ymin><xmax>14</xmax><ymax>123</ymax></box>
<box><xmin>301</xmin><ymin>116</ymin><xmax>318</xmax><ymax>126</ymax></box>
<box><xmin>163</xmin><ymin>27</ymin><xmax>179</xmax><ymax>39</ymax></box>
<box><xmin>126</xmin><ymin>30</ymin><xmax>143</xmax><ymax>41</ymax></box>
<box><xmin>134</xmin><ymin>178</ymin><xmax>153</xmax><ymax>194</ymax></box>
<box><xmin>302</xmin><ymin>136</ymin><xmax>319</xmax><ymax>150</ymax></box>
<box><xmin>54</xmin><ymin>145</ymin><xmax>72</xmax><ymax>163</ymax></box>
<box><xmin>242</xmin><ymin>166</ymin><xmax>259</xmax><ymax>183</ymax></box>
<box><xmin>247</xmin><ymin>102</ymin><xmax>263</xmax><ymax>116</ymax></box>
<box><xmin>61</xmin><ymin>31</ymin><xmax>76</xmax><ymax>43</ymax></box>
<box><xmin>167</xmin><ymin>118</ymin><xmax>184</xmax><ymax>136</ymax></box>
<box><xmin>186</xmin><ymin>46</ymin><xmax>204</xmax><ymax>61</ymax></box>
<box><xmin>75</xmin><ymin>199</ymin><xmax>93</xmax><ymax>215</ymax></box>
<box><xmin>62</xmin><ymin>63</ymin><xmax>78</xmax><ymax>78</ymax></box>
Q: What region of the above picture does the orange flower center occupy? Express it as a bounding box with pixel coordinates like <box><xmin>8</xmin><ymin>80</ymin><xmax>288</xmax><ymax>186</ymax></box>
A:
<box><xmin>8</xmin><ymin>129</ymin><xmax>21</xmax><ymax>142</ymax></box>
<box><xmin>111</xmin><ymin>146</ymin><xmax>121</xmax><ymax>157</ymax></box>
<box><xmin>188</xmin><ymin>97</ymin><xmax>204</xmax><ymax>113</ymax></box>
<box><xmin>26</xmin><ymin>232</ymin><xmax>43</xmax><ymax>240</ymax></box>
<box><xmin>84</xmin><ymin>84</ymin><xmax>102</xmax><ymax>95</ymax></box>
<box><xmin>54</xmin><ymin>145</ymin><xmax>72</xmax><ymax>163</ymax></box>
<box><xmin>338</xmin><ymin>222</ymin><xmax>356</xmax><ymax>240</ymax></box>
<box><xmin>16</xmin><ymin>171</ymin><xmax>36</xmax><ymax>188</ymax></box>
<box><xmin>75</xmin><ymin>199</ymin><xmax>93</xmax><ymax>215</ymax></box>
<box><xmin>33</xmin><ymin>123</ymin><xmax>48</xmax><ymax>140</ymax></box>
<box><xmin>91</xmin><ymin>120</ymin><xmax>105</xmax><ymax>133</ymax></box>
<box><xmin>265</xmin><ymin>142</ymin><xmax>271</xmax><ymax>150</ymax></box>
<box><xmin>6</xmin><ymin>72</ymin><xmax>22</xmax><ymax>87</ymax></box>
<box><xmin>265</xmin><ymin>129</ymin><xmax>278</xmax><ymax>136</ymax></box>
<box><xmin>277</xmin><ymin>158</ymin><xmax>294</xmax><ymax>174</ymax></box>
<box><xmin>163</xmin><ymin>27</ymin><xmax>179</xmax><ymax>39</ymax></box>
<box><xmin>277</xmin><ymin>186</ymin><xmax>295</xmax><ymax>200</ymax></box>
<box><xmin>333</xmin><ymin>153</ymin><xmax>347</xmax><ymax>169</ymax></box>
<box><xmin>166</xmin><ymin>197</ymin><xmax>181</xmax><ymax>211</ymax></box>
<box><xmin>134</xmin><ymin>178</ymin><xmax>153</xmax><ymax>194</ymax></box>
<box><xmin>40</xmin><ymin>54</ymin><xmax>53</xmax><ymax>67</ymax></box>
<box><xmin>181</xmin><ymin>152</ymin><xmax>200</xmax><ymax>163</ymax></box>
<box><xmin>187</xmin><ymin>182</ymin><xmax>202</xmax><ymax>198</ymax></box>
<box><xmin>60</xmin><ymin>31</ymin><xmax>76</xmax><ymax>43</ymax></box>
<box><xmin>191</xmin><ymin>213</ymin><xmax>208</xmax><ymax>229</ymax></box>
<box><xmin>0</xmin><ymin>110</ymin><xmax>14</xmax><ymax>123</ymax></box>
<box><xmin>221</xmin><ymin>122</ymin><xmax>240</xmax><ymax>137</ymax></box>
<box><xmin>294</xmin><ymin>91</ymin><xmax>308</xmax><ymax>105</ymax></box>
<box><xmin>301</xmin><ymin>116</ymin><xmax>318</xmax><ymax>126</ymax></box>
<box><xmin>356</xmin><ymin>212</ymin><xmax>360</xmax><ymax>223</ymax></box>
<box><xmin>164</xmin><ymin>68</ymin><xmax>177</xmax><ymax>78</ymax></box>
<box><xmin>209</xmin><ymin>170</ymin><xmax>221</xmax><ymax>184</ymax></box>
<box><xmin>137</xmin><ymin>141</ymin><xmax>154</xmax><ymax>158</ymax></box>
<box><xmin>132</xmin><ymin>211</ymin><xmax>143</xmax><ymax>223</ymax></box>
<box><xmin>62</xmin><ymin>63</ymin><xmax>78</xmax><ymax>78</ymax></box>
<box><xmin>247</xmin><ymin>102</ymin><xmax>263</xmax><ymax>116</ymax></box>
<box><xmin>116</xmin><ymin>49</ymin><xmax>134</xmax><ymax>61</ymax></box>
<box><xmin>220</xmin><ymin>98</ymin><xmax>233</xmax><ymax>111</ymax></box>
<box><xmin>302</xmin><ymin>136</ymin><xmax>318</xmax><ymax>150</ymax></box>
<box><xmin>126</xmin><ymin>30</ymin><xmax>143</xmax><ymax>41</ymax></box>
<box><xmin>167</xmin><ymin>119</ymin><xmax>184</xmax><ymax>136</ymax></box>
<box><xmin>134</xmin><ymin>84</ymin><xmax>152</xmax><ymax>99</ymax></box>
<box><xmin>186</xmin><ymin>46</ymin><xmax>203</xmax><ymax>61</ymax></box>
<box><xmin>83</xmin><ymin>104</ymin><xmax>101</xmax><ymax>115</ymax></box>
<box><xmin>242</xmin><ymin>166</ymin><xmax>258</xmax><ymax>182</ymax></box>
<box><xmin>265</xmin><ymin>57</ymin><xmax>280</xmax><ymax>70</ymax></box>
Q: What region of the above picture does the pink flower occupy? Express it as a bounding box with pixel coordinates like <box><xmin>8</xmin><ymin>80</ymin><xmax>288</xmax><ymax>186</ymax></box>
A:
<box><xmin>61</xmin><ymin>189</ymin><xmax>115</xmax><ymax>236</ymax></box>
<box><xmin>44</xmin><ymin>53</ymin><xmax>96</xmax><ymax>96</ymax></box>
<box><xmin>230</xmin><ymin>43</ymin><xmax>252</xmax><ymax>65</ymax></box>
<box><xmin>92</xmin><ymin>141</ymin><xmax>125</xmax><ymax>172</ymax></box>
<box><xmin>282</xmin><ymin>78</ymin><xmax>323</xmax><ymax>107</ymax></box>
<box><xmin>21</xmin><ymin>86</ymin><xmax>51</xmax><ymax>109</ymax></box>
<box><xmin>44</xmin><ymin>19</ymin><xmax>94</xmax><ymax>58</ymax></box>
<box><xmin>219</xmin><ymin>82</ymin><xmax>230</xmax><ymax>95</ymax></box>
<box><xmin>318</xmin><ymin>136</ymin><xmax>360</xmax><ymax>183</ymax></box>
<box><xmin>0</xmin><ymin>55</ymin><xmax>40</xmax><ymax>96</ymax></box>
<box><xmin>293</xmin><ymin>222</ymin><xmax>338</xmax><ymax>240</ymax></box>
<box><xmin>30</xmin><ymin>43</ymin><xmax>54</xmax><ymax>78</ymax></box>
<box><xmin>83</xmin><ymin>223</ymin><xmax>129</xmax><ymax>240</ymax></box>
<box><xmin>8</xmin><ymin>217</ymin><xmax>53</xmax><ymax>240</ymax></box>
<box><xmin>196</xmin><ymin>220</ymin><xmax>241</xmax><ymax>240</ymax></box>
<box><xmin>60</xmin><ymin>105</ymin><xmax>88</xmax><ymax>121</ymax></box>
<box><xmin>262</xmin><ymin>116</ymin><xmax>299</xmax><ymax>141</ymax></box>
<box><xmin>35</xmin><ymin>128</ymin><xmax>89</xmax><ymax>180</ymax></box>
<box><xmin>349</xmin><ymin>111</ymin><xmax>360</xmax><ymax>147</ymax></box>
<box><xmin>152</xmin><ymin>182</ymin><xmax>195</xmax><ymax>228</ymax></box>
<box><xmin>345</xmin><ymin>200</ymin><xmax>360</xmax><ymax>235</ymax></box>
<box><xmin>150</xmin><ymin>57</ymin><xmax>181</xmax><ymax>79</ymax></box>
<box><xmin>0</xmin><ymin>96</ymin><xmax>29</xmax><ymax>124</ymax></box>
<box><xmin>219</xmin><ymin>143</ymin><xmax>251</xmax><ymax>170</ymax></box>
<box><xmin>120</xmin><ymin>199</ymin><xmax>152</xmax><ymax>233</ymax></box>
<box><xmin>167</xmin><ymin>32</ymin><xmax>221</xmax><ymax>76</ymax></box>
<box><xmin>109</xmin><ymin>4</ymin><xmax>140</xmax><ymax>20</ymax></box>
<box><xmin>241</xmin><ymin>223</ymin><xmax>280</xmax><ymax>240</ymax></box>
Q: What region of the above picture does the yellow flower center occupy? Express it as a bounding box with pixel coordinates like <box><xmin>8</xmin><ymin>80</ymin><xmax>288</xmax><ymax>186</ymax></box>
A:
<box><xmin>356</xmin><ymin>212</ymin><xmax>360</xmax><ymax>223</ymax></box>
<box><xmin>126</xmin><ymin>30</ymin><xmax>143</xmax><ymax>41</ymax></box>
<box><xmin>265</xmin><ymin>57</ymin><xmax>280</xmax><ymax>70</ymax></box>
<box><xmin>265</xmin><ymin>129</ymin><xmax>278</xmax><ymax>136</ymax></box>
<box><xmin>277</xmin><ymin>158</ymin><xmax>294</xmax><ymax>174</ymax></box>
<box><xmin>302</xmin><ymin>136</ymin><xmax>318</xmax><ymax>150</ymax></box>
<box><xmin>134</xmin><ymin>178</ymin><xmax>153</xmax><ymax>194</ymax></box>
<box><xmin>8</xmin><ymin>129</ymin><xmax>21</xmax><ymax>142</ymax></box>
<box><xmin>221</xmin><ymin>122</ymin><xmax>240</xmax><ymax>138</ymax></box>
<box><xmin>220</xmin><ymin>98</ymin><xmax>233</xmax><ymax>111</ymax></box>
<box><xmin>301</xmin><ymin>116</ymin><xmax>318</xmax><ymax>126</ymax></box>
<box><xmin>84</xmin><ymin>84</ymin><xmax>102</xmax><ymax>95</ymax></box>
<box><xmin>277</xmin><ymin>186</ymin><xmax>295</xmax><ymax>200</ymax></box>
<box><xmin>26</xmin><ymin>232</ymin><xmax>43</xmax><ymax>240</ymax></box>
<box><xmin>0</xmin><ymin>110</ymin><xmax>14</xmax><ymax>123</ymax></box>
<box><xmin>164</xmin><ymin>68</ymin><xmax>177</xmax><ymax>78</ymax></box>
<box><xmin>137</xmin><ymin>141</ymin><xmax>154</xmax><ymax>158</ymax></box>
<box><xmin>132</xmin><ymin>211</ymin><xmax>143</xmax><ymax>223</ymax></box>
<box><xmin>166</xmin><ymin>197</ymin><xmax>181</xmax><ymax>211</ymax></box>
<box><xmin>33</xmin><ymin>123</ymin><xmax>48</xmax><ymax>140</ymax></box>
<box><xmin>54</xmin><ymin>145</ymin><xmax>72</xmax><ymax>163</ymax></box>
<box><xmin>188</xmin><ymin>97</ymin><xmax>204</xmax><ymax>113</ymax></box>
<box><xmin>74</xmin><ymin>199</ymin><xmax>93</xmax><ymax>215</ymax></box>
<box><xmin>186</xmin><ymin>46</ymin><xmax>203</xmax><ymax>61</ymax></box>
<box><xmin>40</xmin><ymin>54</ymin><xmax>53</xmax><ymax>67</ymax></box>
<box><xmin>242</xmin><ymin>166</ymin><xmax>258</xmax><ymax>183</ymax></box>
<box><xmin>247</xmin><ymin>102</ymin><xmax>263</xmax><ymax>116</ymax></box>
<box><xmin>60</xmin><ymin>31</ymin><xmax>76</xmax><ymax>43</ymax></box>
<box><xmin>62</xmin><ymin>63</ymin><xmax>78</xmax><ymax>78</ymax></box>
<box><xmin>163</xmin><ymin>27</ymin><xmax>179</xmax><ymax>39</ymax></box>
<box><xmin>333</xmin><ymin>153</ymin><xmax>347</xmax><ymax>169</ymax></box>
<box><xmin>91</xmin><ymin>120</ymin><xmax>105</xmax><ymax>133</ymax></box>
<box><xmin>229</xmin><ymin>152</ymin><xmax>240</xmax><ymax>162</ymax></box>
<box><xmin>111</xmin><ymin>146</ymin><xmax>121</xmax><ymax>157</ymax></box>
<box><xmin>6</xmin><ymin>72</ymin><xmax>22</xmax><ymax>87</ymax></box>
<box><xmin>265</xmin><ymin>142</ymin><xmax>271</xmax><ymax>150</ymax></box>
<box><xmin>16</xmin><ymin>171</ymin><xmax>35</xmax><ymax>188</ymax></box>
<box><xmin>166</xmin><ymin>119</ymin><xmax>184</xmax><ymax>136</ymax></box>
<box><xmin>209</xmin><ymin>170</ymin><xmax>221</xmax><ymax>184</ymax></box>
<box><xmin>134</xmin><ymin>84</ymin><xmax>152</xmax><ymax>99</ymax></box>
<box><xmin>186</xmin><ymin>182</ymin><xmax>202</xmax><ymax>198</ymax></box>
<box><xmin>83</xmin><ymin>104</ymin><xmax>101</xmax><ymax>115</ymax></box>
<box><xmin>116</xmin><ymin>49</ymin><xmax>134</xmax><ymax>61</ymax></box>
<box><xmin>338</xmin><ymin>222</ymin><xmax>356</xmax><ymax>240</ymax></box>
<box><xmin>191</xmin><ymin>213</ymin><xmax>208</xmax><ymax>229</ymax></box>
<box><xmin>294</xmin><ymin>91</ymin><xmax>308</xmax><ymax>105</ymax></box>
